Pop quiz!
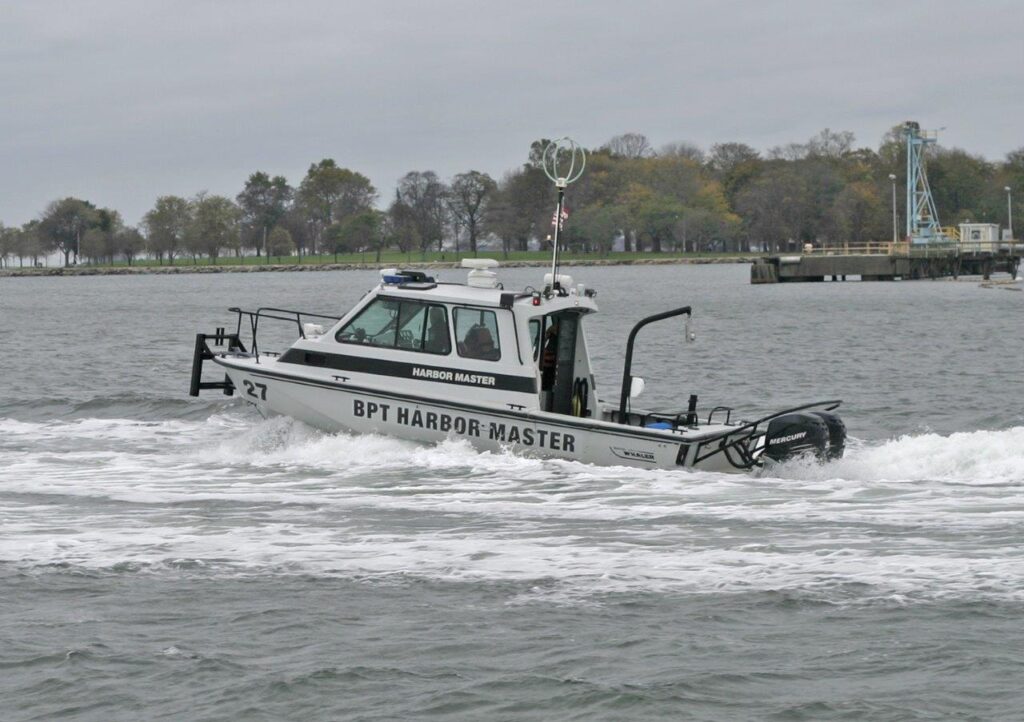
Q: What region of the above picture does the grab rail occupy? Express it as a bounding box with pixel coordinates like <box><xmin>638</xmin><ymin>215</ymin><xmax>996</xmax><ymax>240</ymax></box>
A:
<box><xmin>617</xmin><ymin>306</ymin><xmax>692</xmax><ymax>423</ymax></box>
<box><xmin>228</xmin><ymin>306</ymin><xmax>341</xmax><ymax>356</ymax></box>
<box><xmin>690</xmin><ymin>399</ymin><xmax>842</xmax><ymax>467</ymax></box>
<box><xmin>800</xmin><ymin>241</ymin><xmax>1022</xmax><ymax>258</ymax></box>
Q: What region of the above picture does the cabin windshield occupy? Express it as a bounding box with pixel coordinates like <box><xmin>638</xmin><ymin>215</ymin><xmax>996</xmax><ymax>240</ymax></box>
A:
<box><xmin>337</xmin><ymin>297</ymin><xmax>451</xmax><ymax>354</ymax></box>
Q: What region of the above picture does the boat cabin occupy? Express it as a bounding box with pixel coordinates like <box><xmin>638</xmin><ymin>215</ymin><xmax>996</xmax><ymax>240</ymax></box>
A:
<box><xmin>280</xmin><ymin>261</ymin><xmax>603</xmax><ymax>419</ymax></box>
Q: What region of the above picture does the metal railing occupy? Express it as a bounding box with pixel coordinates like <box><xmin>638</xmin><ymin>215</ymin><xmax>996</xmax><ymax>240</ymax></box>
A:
<box><xmin>228</xmin><ymin>306</ymin><xmax>341</xmax><ymax>356</ymax></box>
<box><xmin>800</xmin><ymin>240</ymin><xmax>1022</xmax><ymax>258</ymax></box>
<box><xmin>802</xmin><ymin>242</ymin><xmax>906</xmax><ymax>256</ymax></box>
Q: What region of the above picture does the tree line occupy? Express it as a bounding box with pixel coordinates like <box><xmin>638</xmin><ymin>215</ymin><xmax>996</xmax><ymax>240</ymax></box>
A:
<box><xmin>1</xmin><ymin>126</ymin><xmax>1021</xmax><ymax>268</ymax></box>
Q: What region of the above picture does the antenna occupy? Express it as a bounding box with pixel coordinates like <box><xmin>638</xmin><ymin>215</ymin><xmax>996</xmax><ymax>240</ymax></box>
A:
<box><xmin>541</xmin><ymin>137</ymin><xmax>586</xmax><ymax>295</ymax></box>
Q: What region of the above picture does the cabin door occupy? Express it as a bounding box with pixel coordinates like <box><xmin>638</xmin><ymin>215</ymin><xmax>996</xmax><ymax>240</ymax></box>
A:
<box><xmin>538</xmin><ymin>311</ymin><xmax>590</xmax><ymax>416</ymax></box>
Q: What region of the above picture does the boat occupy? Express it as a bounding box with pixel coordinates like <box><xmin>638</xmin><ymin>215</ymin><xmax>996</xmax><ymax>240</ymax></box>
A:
<box><xmin>188</xmin><ymin>140</ymin><xmax>845</xmax><ymax>473</ymax></box>
<box><xmin>187</xmin><ymin>261</ymin><xmax>844</xmax><ymax>472</ymax></box>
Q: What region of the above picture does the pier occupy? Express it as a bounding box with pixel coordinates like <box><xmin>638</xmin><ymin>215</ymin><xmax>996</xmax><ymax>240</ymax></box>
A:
<box><xmin>753</xmin><ymin>121</ymin><xmax>1020</xmax><ymax>284</ymax></box>
<box><xmin>751</xmin><ymin>241</ymin><xmax>1022</xmax><ymax>283</ymax></box>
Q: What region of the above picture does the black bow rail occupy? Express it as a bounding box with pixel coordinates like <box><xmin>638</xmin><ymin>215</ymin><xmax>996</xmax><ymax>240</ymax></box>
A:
<box><xmin>227</xmin><ymin>306</ymin><xmax>342</xmax><ymax>356</ymax></box>
<box><xmin>189</xmin><ymin>306</ymin><xmax>341</xmax><ymax>397</ymax></box>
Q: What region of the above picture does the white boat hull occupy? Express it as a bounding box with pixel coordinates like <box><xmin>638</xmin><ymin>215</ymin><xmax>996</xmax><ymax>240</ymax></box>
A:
<box><xmin>215</xmin><ymin>355</ymin><xmax>764</xmax><ymax>473</ymax></box>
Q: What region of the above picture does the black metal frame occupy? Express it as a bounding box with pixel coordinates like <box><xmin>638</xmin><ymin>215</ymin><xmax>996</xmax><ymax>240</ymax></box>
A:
<box><xmin>617</xmin><ymin>306</ymin><xmax>692</xmax><ymax>423</ymax></box>
<box><xmin>189</xmin><ymin>327</ymin><xmax>246</xmax><ymax>396</ymax></box>
<box><xmin>189</xmin><ymin>306</ymin><xmax>340</xmax><ymax>397</ymax></box>
<box><xmin>688</xmin><ymin>399</ymin><xmax>842</xmax><ymax>469</ymax></box>
<box><xmin>228</xmin><ymin>306</ymin><xmax>341</xmax><ymax>356</ymax></box>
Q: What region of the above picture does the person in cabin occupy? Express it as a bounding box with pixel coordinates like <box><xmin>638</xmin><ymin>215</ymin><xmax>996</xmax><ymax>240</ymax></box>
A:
<box><xmin>424</xmin><ymin>307</ymin><xmax>450</xmax><ymax>354</ymax></box>
<box><xmin>541</xmin><ymin>318</ymin><xmax>559</xmax><ymax>390</ymax></box>
<box><xmin>463</xmin><ymin>324</ymin><xmax>499</xmax><ymax>361</ymax></box>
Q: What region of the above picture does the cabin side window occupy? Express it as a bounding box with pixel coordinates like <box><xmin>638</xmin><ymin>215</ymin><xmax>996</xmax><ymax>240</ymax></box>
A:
<box><xmin>454</xmin><ymin>308</ymin><xmax>501</xmax><ymax>361</ymax></box>
<box><xmin>337</xmin><ymin>298</ymin><xmax>451</xmax><ymax>355</ymax></box>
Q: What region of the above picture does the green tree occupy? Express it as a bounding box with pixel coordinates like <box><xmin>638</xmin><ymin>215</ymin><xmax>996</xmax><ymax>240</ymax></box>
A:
<box><xmin>736</xmin><ymin>167</ymin><xmax>810</xmax><ymax>252</ymax></box>
<box><xmin>266</xmin><ymin>226</ymin><xmax>294</xmax><ymax>260</ymax></box>
<box><xmin>80</xmin><ymin>228</ymin><xmax>109</xmax><ymax>263</ymax></box>
<box><xmin>237</xmin><ymin>172</ymin><xmax>293</xmax><ymax>258</ymax></box>
<box><xmin>929</xmin><ymin>148</ymin><xmax>995</xmax><ymax>224</ymax></box>
<box><xmin>830</xmin><ymin>181</ymin><xmax>889</xmax><ymax>244</ymax></box>
<box><xmin>603</xmin><ymin>132</ymin><xmax>654</xmax><ymax>159</ymax></box>
<box><xmin>659</xmin><ymin>141</ymin><xmax>705</xmax><ymax>163</ymax></box>
<box><xmin>621</xmin><ymin>184</ymin><xmax>685</xmax><ymax>252</ymax></box>
<box><xmin>143</xmin><ymin>196</ymin><xmax>191</xmax><ymax>264</ymax></box>
<box><xmin>805</xmin><ymin>128</ymin><xmax>856</xmax><ymax>159</ymax></box>
<box><xmin>327</xmin><ymin>210</ymin><xmax>384</xmax><ymax>262</ymax></box>
<box><xmin>79</xmin><ymin>208</ymin><xmax>125</xmax><ymax>264</ymax></box>
<box><xmin>185</xmin><ymin>194</ymin><xmax>241</xmax><ymax>263</ymax></box>
<box><xmin>488</xmin><ymin>166</ymin><xmax>552</xmax><ymax>256</ymax></box>
<box><xmin>324</xmin><ymin>222</ymin><xmax>349</xmax><ymax>260</ymax></box>
<box><xmin>386</xmin><ymin>196</ymin><xmax>420</xmax><ymax>254</ymax></box>
<box><xmin>447</xmin><ymin>170</ymin><xmax>496</xmax><ymax>255</ymax></box>
<box><xmin>675</xmin><ymin>207</ymin><xmax>741</xmax><ymax>253</ymax></box>
<box><xmin>999</xmin><ymin>149</ymin><xmax>1024</xmax><ymax>237</ymax></box>
<box><xmin>116</xmin><ymin>227</ymin><xmax>146</xmax><ymax>265</ymax></box>
<box><xmin>568</xmin><ymin>203</ymin><xmax>626</xmax><ymax>255</ymax></box>
<box><xmin>395</xmin><ymin>171</ymin><xmax>449</xmax><ymax>254</ymax></box>
<box><xmin>0</xmin><ymin>224</ymin><xmax>12</xmax><ymax>269</ymax></box>
<box><xmin>707</xmin><ymin>142</ymin><xmax>762</xmax><ymax>205</ymax></box>
<box><xmin>38</xmin><ymin>197</ymin><xmax>99</xmax><ymax>266</ymax></box>
<box><xmin>16</xmin><ymin>221</ymin><xmax>45</xmax><ymax>267</ymax></box>
<box><xmin>296</xmin><ymin>159</ymin><xmax>376</xmax><ymax>255</ymax></box>
<box><xmin>877</xmin><ymin>124</ymin><xmax>908</xmax><ymax>171</ymax></box>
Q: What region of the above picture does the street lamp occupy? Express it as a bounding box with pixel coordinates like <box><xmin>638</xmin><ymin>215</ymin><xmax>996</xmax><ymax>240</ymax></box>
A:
<box><xmin>889</xmin><ymin>174</ymin><xmax>898</xmax><ymax>244</ymax></box>
<box><xmin>1005</xmin><ymin>186</ymin><xmax>1013</xmax><ymax>240</ymax></box>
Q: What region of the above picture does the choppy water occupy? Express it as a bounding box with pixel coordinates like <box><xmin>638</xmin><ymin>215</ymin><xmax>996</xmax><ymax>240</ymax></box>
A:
<box><xmin>2</xmin><ymin>265</ymin><xmax>1023</xmax><ymax>720</ymax></box>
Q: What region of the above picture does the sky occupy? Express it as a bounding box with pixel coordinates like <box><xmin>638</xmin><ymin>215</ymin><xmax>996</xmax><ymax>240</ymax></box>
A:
<box><xmin>1</xmin><ymin>0</ymin><xmax>1022</xmax><ymax>227</ymax></box>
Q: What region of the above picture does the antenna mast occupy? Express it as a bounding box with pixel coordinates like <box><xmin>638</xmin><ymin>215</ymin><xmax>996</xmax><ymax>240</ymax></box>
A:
<box><xmin>541</xmin><ymin>138</ymin><xmax>586</xmax><ymax>295</ymax></box>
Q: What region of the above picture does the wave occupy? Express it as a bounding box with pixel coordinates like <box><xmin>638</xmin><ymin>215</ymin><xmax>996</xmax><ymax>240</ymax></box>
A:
<box><xmin>0</xmin><ymin>392</ymin><xmax>230</xmax><ymax>423</ymax></box>
<box><xmin>771</xmin><ymin>426</ymin><xmax>1024</xmax><ymax>485</ymax></box>
<box><xmin>2</xmin><ymin>413</ymin><xmax>1024</xmax><ymax>603</ymax></box>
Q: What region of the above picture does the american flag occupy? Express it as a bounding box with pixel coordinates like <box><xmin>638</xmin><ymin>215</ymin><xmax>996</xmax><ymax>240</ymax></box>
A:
<box><xmin>551</xmin><ymin>206</ymin><xmax>569</xmax><ymax>230</ymax></box>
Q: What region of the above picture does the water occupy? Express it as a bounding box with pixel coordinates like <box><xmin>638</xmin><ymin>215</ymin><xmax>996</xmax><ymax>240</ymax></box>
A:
<box><xmin>2</xmin><ymin>265</ymin><xmax>1023</xmax><ymax>720</ymax></box>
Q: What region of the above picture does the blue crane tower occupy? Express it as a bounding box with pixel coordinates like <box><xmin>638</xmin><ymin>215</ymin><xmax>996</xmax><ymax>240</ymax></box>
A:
<box><xmin>903</xmin><ymin>121</ymin><xmax>952</xmax><ymax>245</ymax></box>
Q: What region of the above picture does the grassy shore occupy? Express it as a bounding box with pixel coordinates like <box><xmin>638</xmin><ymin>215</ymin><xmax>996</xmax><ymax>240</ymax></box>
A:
<box><xmin>1</xmin><ymin>250</ymin><xmax>765</xmax><ymax>276</ymax></box>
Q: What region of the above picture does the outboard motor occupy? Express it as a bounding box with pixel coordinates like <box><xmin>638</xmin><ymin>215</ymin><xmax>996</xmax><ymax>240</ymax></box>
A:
<box><xmin>763</xmin><ymin>412</ymin><xmax>831</xmax><ymax>463</ymax></box>
<box><xmin>811</xmin><ymin>410</ymin><xmax>846</xmax><ymax>460</ymax></box>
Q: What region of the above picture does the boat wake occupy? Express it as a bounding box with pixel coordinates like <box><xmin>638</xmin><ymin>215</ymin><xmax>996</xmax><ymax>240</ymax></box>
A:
<box><xmin>2</xmin><ymin>408</ymin><xmax>1023</xmax><ymax>604</ymax></box>
<box><xmin>769</xmin><ymin>426</ymin><xmax>1024</xmax><ymax>485</ymax></box>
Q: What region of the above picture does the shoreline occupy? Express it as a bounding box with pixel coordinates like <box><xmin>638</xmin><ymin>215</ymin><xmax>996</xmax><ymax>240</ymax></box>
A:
<box><xmin>0</xmin><ymin>256</ymin><xmax>760</xmax><ymax>277</ymax></box>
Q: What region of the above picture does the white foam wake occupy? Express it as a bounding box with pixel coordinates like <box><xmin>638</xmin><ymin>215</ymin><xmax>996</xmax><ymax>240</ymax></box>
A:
<box><xmin>3</xmin><ymin>414</ymin><xmax>1024</xmax><ymax>603</ymax></box>
<box><xmin>774</xmin><ymin>426</ymin><xmax>1024</xmax><ymax>485</ymax></box>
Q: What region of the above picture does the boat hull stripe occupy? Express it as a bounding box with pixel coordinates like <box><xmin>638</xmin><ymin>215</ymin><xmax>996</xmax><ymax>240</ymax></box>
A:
<box><xmin>278</xmin><ymin>349</ymin><xmax>537</xmax><ymax>393</ymax></box>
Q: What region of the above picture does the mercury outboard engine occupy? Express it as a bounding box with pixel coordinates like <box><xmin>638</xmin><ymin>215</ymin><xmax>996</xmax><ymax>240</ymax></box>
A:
<box><xmin>811</xmin><ymin>410</ymin><xmax>846</xmax><ymax>460</ymax></box>
<box><xmin>764</xmin><ymin>411</ymin><xmax>846</xmax><ymax>463</ymax></box>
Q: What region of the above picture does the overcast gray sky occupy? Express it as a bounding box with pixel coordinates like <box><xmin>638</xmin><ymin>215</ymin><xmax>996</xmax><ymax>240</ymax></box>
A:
<box><xmin>1</xmin><ymin>0</ymin><xmax>1021</xmax><ymax>226</ymax></box>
